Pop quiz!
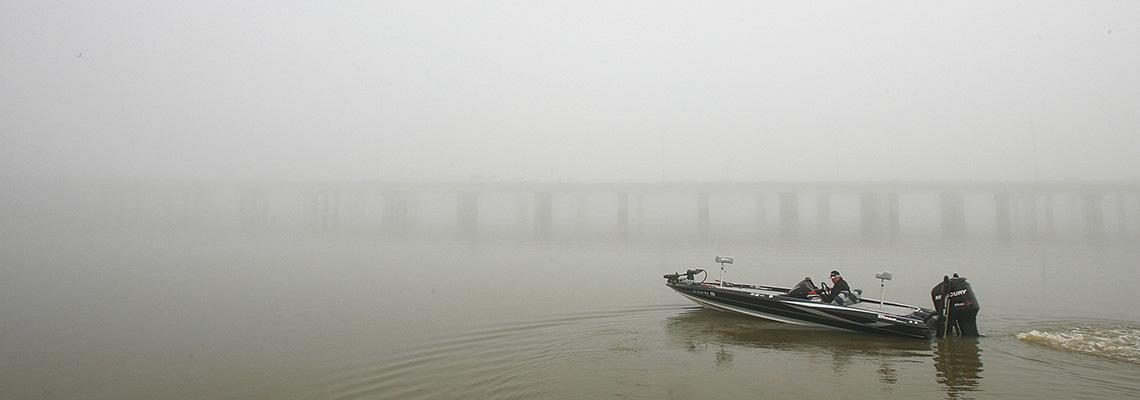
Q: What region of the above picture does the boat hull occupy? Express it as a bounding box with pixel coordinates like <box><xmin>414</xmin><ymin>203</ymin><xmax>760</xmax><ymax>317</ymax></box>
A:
<box><xmin>667</xmin><ymin>281</ymin><xmax>936</xmax><ymax>339</ymax></box>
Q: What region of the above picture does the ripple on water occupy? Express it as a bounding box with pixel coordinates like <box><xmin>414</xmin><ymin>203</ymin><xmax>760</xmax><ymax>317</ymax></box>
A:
<box><xmin>314</xmin><ymin>305</ymin><xmax>676</xmax><ymax>400</ymax></box>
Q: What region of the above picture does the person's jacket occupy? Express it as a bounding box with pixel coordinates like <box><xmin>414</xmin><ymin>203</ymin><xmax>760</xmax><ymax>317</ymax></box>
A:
<box><xmin>821</xmin><ymin>278</ymin><xmax>850</xmax><ymax>303</ymax></box>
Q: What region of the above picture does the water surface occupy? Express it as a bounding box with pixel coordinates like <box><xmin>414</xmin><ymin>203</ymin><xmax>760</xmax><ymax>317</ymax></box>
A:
<box><xmin>2</xmin><ymin>186</ymin><xmax>1139</xmax><ymax>399</ymax></box>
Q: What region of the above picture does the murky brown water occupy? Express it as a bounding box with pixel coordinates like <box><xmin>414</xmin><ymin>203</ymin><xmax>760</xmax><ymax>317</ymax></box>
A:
<box><xmin>2</xmin><ymin>185</ymin><xmax>1139</xmax><ymax>399</ymax></box>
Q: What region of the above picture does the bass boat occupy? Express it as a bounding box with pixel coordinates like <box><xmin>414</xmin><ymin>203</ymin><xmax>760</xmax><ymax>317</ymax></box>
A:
<box><xmin>664</xmin><ymin>257</ymin><xmax>940</xmax><ymax>339</ymax></box>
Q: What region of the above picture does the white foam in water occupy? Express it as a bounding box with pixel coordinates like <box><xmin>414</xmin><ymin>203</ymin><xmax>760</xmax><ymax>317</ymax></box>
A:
<box><xmin>1017</xmin><ymin>325</ymin><xmax>1140</xmax><ymax>364</ymax></box>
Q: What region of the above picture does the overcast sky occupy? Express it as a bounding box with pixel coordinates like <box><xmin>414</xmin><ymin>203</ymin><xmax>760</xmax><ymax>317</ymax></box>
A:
<box><xmin>2</xmin><ymin>1</ymin><xmax>1138</xmax><ymax>182</ymax></box>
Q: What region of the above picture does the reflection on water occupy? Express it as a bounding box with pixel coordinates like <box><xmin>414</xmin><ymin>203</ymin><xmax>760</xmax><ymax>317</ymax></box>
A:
<box><xmin>665</xmin><ymin>308</ymin><xmax>932</xmax><ymax>355</ymax></box>
<box><xmin>934</xmin><ymin>337</ymin><xmax>984</xmax><ymax>398</ymax></box>
<box><xmin>878</xmin><ymin>356</ymin><xmax>899</xmax><ymax>385</ymax></box>
<box><xmin>714</xmin><ymin>345</ymin><xmax>734</xmax><ymax>370</ymax></box>
<box><xmin>664</xmin><ymin>308</ymin><xmax>932</xmax><ymax>383</ymax></box>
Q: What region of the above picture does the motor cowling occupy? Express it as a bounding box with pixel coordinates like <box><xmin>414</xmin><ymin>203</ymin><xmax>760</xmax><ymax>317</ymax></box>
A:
<box><xmin>787</xmin><ymin>277</ymin><xmax>818</xmax><ymax>299</ymax></box>
<box><xmin>931</xmin><ymin>276</ymin><xmax>980</xmax><ymax>313</ymax></box>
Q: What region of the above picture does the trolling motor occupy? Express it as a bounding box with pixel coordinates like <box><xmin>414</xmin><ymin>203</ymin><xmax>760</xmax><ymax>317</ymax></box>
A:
<box><xmin>663</xmin><ymin>268</ymin><xmax>705</xmax><ymax>283</ymax></box>
<box><xmin>664</xmin><ymin>256</ymin><xmax>732</xmax><ymax>285</ymax></box>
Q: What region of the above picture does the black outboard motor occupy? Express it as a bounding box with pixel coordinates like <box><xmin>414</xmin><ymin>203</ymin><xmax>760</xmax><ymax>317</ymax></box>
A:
<box><xmin>787</xmin><ymin>277</ymin><xmax>819</xmax><ymax>299</ymax></box>
<box><xmin>931</xmin><ymin>274</ymin><xmax>980</xmax><ymax>337</ymax></box>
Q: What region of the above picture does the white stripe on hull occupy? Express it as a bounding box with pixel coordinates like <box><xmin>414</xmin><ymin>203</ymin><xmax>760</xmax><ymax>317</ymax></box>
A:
<box><xmin>678</xmin><ymin>292</ymin><xmax>855</xmax><ymax>332</ymax></box>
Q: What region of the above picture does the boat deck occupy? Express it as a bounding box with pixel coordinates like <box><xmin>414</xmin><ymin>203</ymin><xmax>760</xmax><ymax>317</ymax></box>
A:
<box><xmin>705</xmin><ymin>281</ymin><xmax>923</xmax><ymax>317</ymax></box>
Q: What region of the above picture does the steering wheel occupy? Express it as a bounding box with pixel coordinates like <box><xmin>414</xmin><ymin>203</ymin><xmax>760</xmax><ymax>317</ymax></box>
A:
<box><xmin>819</xmin><ymin>282</ymin><xmax>831</xmax><ymax>296</ymax></box>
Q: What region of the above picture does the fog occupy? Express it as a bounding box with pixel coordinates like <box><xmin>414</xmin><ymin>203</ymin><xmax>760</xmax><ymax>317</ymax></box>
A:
<box><xmin>6</xmin><ymin>5</ymin><xmax>1140</xmax><ymax>398</ymax></box>
<box><xmin>3</xmin><ymin>1</ymin><xmax>1139</xmax><ymax>183</ymax></box>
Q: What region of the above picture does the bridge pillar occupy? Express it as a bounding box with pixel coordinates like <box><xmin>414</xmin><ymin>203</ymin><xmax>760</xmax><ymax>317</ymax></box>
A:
<box><xmin>888</xmin><ymin>193</ymin><xmax>900</xmax><ymax>241</ymax></box>
<box><xmin>457</xmin><ymin>192</ymin><xmax>478</xmax><ymax>239</ymax></box>
<box><xmin>239</xmin><ymin>190</ymin><xmax>269</xmax><ymax>231</ymax></box>
<box><xmin>941</xmin><ymin>193</ymin><xmax>965</xmax><ymax>240</ymax></box>
<box><xmin>697</xmin><ymin>192</ymin><xmax>710</xmax><ymax>240</ymax></box>
<box><xmin>575</xmin><ymin>193</ymin><xmax>586</xmax><ymax>235</ymax></box>
<box><xmin>755</xmin><ymin>194</ymin><xmax>768</xmax><ymax>239</ymax></box>
<box><xmin>305</xmin><ymin>191</ymin><xmax>340</xmax><ymax>233</ymax></box>
<box><xmin>534</xmin><ymin>192</ymin><xmax>552</xmax><ymax>239</ymax></box>
<box><xmin>1020</xmin><ymin>194</ymin><xmax>1038</xmax><ymax>239</ymax></box>
<box><xmin>995</xmin><ymin>192</ymin><xmax>1012</xmax><ymax>241</ymax></box>
<box><xmin>327</xmin><ymin>191</ymin><xmax>342</xmax><ymax>233</ymax></box>
<box><xmin>635</xmin><ymin>194</ymin><xmax>644</xmax><ymax>235</ymax></box>
<box><xmin>1115</xmin><ymin>193</ymin><xmax>1127</xmax><ymax>239</ymax></box>
<box><xmin>1130</xmin><ymin>194</ymin><xmax>1140</xmax><ymax>241</ymax></box>
<box><xmin>780</xmin><ymin>193</ymin><xmax>799</xmax><ymax>240</ymax></box>
<box><xmin>860</xmin><ymin>193</ymin><xmax>889</xmax><ymax>241</ymax></box>
<box><xmin>1043</xmin><ymin>194</ymin><xmax>1055</xmax><ymax>239</ymax></box>
<box><xmin>345</xmin><ymin>191</ymin><xmax>369</xmax><ymax>233</ymax></box>
<box><xmin>1130</xmin><ymin>194</ymin><xmax>1140</xmax><ymax>239</ymax></box>
<box><xmin>514</xmin><ymin>193</ymin><xmax>528</xmax><ymax>233</ymax></box>
<box><xmin>188</xmin><ymin>190</ymin><xmax>211</xmax><ymax>230</ymax></box>
<box><xmin>816</xmin><ymin>194</ymin><xmax>831</xmax><ymax>239</ymax></box>
<box><xmin>1084</xmin><ymin>193</ymin><xmax>1105</xmax><ymax>241</ymax></box>
<box><xmin>381</xmin><ymin>191</ymin><xmax>409</xmax><ymax>234</ymax></box>
<box><xmin>617</xmin><ymin>192</ymin><xmax>629</xmax><ymax>238</ymax></box>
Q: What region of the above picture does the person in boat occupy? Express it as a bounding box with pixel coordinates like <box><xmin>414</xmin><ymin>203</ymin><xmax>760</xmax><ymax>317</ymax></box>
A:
<box><xmin>820</xmin><ymin>270</ymin><xmax>853</xmax><ymax>305</ymax></box>
<box><xmin>931</xmin><ymin>273</ymin><xmax>980</xmax><ymax>337</ymax></box>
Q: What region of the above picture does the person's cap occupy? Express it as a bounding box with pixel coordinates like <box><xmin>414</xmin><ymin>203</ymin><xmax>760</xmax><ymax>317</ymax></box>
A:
<box><xmin>830</xmin><ymin>270</ymin><xmax>841</xmax><ymax>277</ymax></box>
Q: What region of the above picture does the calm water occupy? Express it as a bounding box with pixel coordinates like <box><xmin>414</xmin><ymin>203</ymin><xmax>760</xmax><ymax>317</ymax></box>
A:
<box><xmin>3</xmin><ymin>192</ymin><xmax>1140</xmax><ymax>399</ymax></box>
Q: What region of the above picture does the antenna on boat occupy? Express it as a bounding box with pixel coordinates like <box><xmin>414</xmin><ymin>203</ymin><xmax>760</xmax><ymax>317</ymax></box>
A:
<box><xmin>714</xmin><ymin>256</ymin><xmax>734</xmax><ymax>285</ymax></box>
<box><xmin>874</xmin><ymin>271</ymin><xmax>893</xmax><ymax>310</ymax></box>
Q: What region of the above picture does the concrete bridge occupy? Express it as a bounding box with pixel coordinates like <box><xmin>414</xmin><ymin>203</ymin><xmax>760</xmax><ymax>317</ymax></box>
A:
<box><xmin>142</xmin><ymin>180</ymin><xmax>1140</xmax><ymax>243</ymax></box>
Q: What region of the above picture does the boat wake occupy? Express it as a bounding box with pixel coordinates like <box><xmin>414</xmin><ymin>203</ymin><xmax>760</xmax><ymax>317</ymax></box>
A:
<box><xmin>1016</xmin><ymin>323</ymin><xmax>1140</xmax><ymax>364</ymax></box>
<box><xmin>311</xmin><ymin>304</ymin><xmax>677</xmax><ymax>400</ymax></box>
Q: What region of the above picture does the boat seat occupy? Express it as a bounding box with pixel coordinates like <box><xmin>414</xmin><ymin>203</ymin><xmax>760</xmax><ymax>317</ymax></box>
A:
<box><xmin>832</xmin><ymin>289</ymin><xmax>863</xmax><ymax>306</ymax></box>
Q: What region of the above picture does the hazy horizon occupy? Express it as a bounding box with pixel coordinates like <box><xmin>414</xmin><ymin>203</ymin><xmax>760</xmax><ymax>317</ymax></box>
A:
<box><xmin>3</xmin><ymin>1</ymin><xmax>1139</xmax><ymax>183</ymax></box>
